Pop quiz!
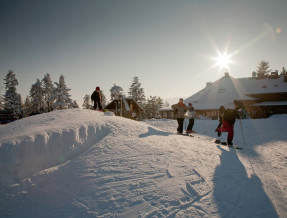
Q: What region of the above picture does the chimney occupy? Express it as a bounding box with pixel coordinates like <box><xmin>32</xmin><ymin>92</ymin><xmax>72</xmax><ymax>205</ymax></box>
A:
<box><xmin>224</xmin><ymin>72</ymin><xmax>229</xmax><ymax>77</ymax></box>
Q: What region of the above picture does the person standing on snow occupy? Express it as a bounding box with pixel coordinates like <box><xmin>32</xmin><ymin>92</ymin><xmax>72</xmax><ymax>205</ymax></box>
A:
<box><xmin>91</xmin><ymin>87</ymin><xmax>103</xmax><ymax>111</ymax></box>
<box><xmin>186</xmin><ymin>103</ymin><xmax>196</xmax><ymax>134</ymax></box>
<box><xmin>216</xmin><ymin>100</ymin><xmax>242</xmax><ymax>145</ymax></box>
<box><xmin>215</xmin><ymin>105</ymin><xmax>225</xmax><ymax>143</ymax></box>
<box><xmin>172</xmin><ymin>98</ymin><xmax>188</xmax><ymax>134</ymax></box>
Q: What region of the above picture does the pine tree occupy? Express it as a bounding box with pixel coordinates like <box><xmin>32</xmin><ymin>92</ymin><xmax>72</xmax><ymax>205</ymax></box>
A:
<box><xmin>0</xmin><ymin>95</ymin><xmax>4</xmax><ymax>111</ymax></box>
<box><xmin>73</xmin><ymin>100</ymin><xmax>79</xmax><ymax>108</ymax></box>
<box><xmin>128</xmin><ymin>76</ymin><xmax>145</xmax><ymax>105</ymax></box>
<box><xmin>280</xmin><ymin>67</ymin><xmax>286</xmax><ymax>75</ymax></box>
<box><xmin>3</xmin><ymin>70</ymin><xmax>22</xmax><ymax>115</ymax></box>
<box><xmin>23</xmin><ymin>96</ymin><xmax>33</xmax><ymax>117</ymax></box>
<box><xmin>110</xmin><ymin>84</ymin><xmax>123</xmax><ymax>100</ymax></box>
<box><xmin>53</xmin><ymin>75</ymin><xmax>73</xmax><ymax>110</ymax></box>
<box><xmin>256</xmin><ymin>61</ymin><xmax>272</xmax><ymax>79</ymax></box>
<box><xmin>83</xmin><ymin>94</ymin><xmax>92</xmax><ymax>109</ymax></box>
<box><xmin>42</xmin><ymin>73</ymin><xmax>55</xmax><ymax>111</ymax></box>
<box><xmin>144</xmin><ymin>96</ymin><xmax>164</xmax><ymax>118</ymax></box>
<box><xmin>30</xmin><ymin>79</ymin><xmax>46</xmax><ymax>113</ymax></box>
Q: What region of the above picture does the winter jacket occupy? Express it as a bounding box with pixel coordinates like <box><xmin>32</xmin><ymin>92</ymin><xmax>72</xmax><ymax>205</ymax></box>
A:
<box><xmin>186</xmin><ymin>106</ymin><xmax>195</xmax><ymax>118</ymax></box>
<box><xmin>91</xmin><ymin>91</ymin><xmax>102</xmax><ymax>102</ymax></box>
<box><xmin>171</xmin><ymin>103</ymin><xmax>188</xmax><ymax>119</ymax></box>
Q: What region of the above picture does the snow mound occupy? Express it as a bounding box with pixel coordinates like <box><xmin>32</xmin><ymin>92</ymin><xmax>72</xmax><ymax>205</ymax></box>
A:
<box><xmin>0</xmin><ymin>109</ymin><xmax>109</xmax><ymax>186</ymax></box>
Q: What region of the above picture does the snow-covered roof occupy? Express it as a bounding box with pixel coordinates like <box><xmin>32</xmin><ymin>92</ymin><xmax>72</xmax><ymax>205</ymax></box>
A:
<box><xmin>185</xmin><ymin>74</ymin><xmax>287</xmax><ymax>110</ymax></box>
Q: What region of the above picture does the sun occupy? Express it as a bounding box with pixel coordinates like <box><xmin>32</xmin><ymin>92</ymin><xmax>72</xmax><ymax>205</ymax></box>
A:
<box><xmin>214</xmin><ymin>51</ymin><xmax>232</xmax><ymax>70</ymax></box>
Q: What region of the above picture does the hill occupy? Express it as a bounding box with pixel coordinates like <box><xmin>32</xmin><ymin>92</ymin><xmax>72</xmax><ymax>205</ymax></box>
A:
<box><xmin>0</xmin><ymin>109</ymin><xmax>286</xmax><ymax>217</ymax></box>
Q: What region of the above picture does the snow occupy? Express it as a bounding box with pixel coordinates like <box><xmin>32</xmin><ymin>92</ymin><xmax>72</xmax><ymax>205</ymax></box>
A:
<box><xmin>0</xmin><ymin>109</ymin><xmax>286</xmax><ymax>217</ymax></box>
<box><xmin>185</xmin><ymin>74</ymin><xmax>287</xmax><ymax>110</ymax></box>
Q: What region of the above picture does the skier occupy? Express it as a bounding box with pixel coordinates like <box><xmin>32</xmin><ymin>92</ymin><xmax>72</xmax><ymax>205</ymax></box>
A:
<box><xmin>171</xmin><ymin>98</ymin><xmax>188</xmax><ymax>134</ymax></box>
<box><xmin>215</xmin><ymin>105</ymin><xmax>225</xmax><ymax>143</ymax></box>
<box><xmin>215</xmin><ymin>100</ymin><xmax>242</xmax><ymax>145</ymax></box>
<box><xmin>91</xmin><ymin>87</ymin><xmax>103</xmax><ymax>111</ymax></box>
<box><xmin>186</xmin><ymin>103</ymin><xmax>196</xmax><ymax>134</ymax></box>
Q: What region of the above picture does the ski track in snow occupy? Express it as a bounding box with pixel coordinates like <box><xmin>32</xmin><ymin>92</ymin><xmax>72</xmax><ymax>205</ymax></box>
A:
<box><xmin>0</xmin><ymin>109</ymin><xmax>286</xmax><ymax>217</ymax></box>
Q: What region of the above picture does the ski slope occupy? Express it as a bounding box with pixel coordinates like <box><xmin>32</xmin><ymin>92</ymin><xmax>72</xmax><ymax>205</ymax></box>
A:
<box><xmin>0</xmin><ymin>109</ymin><xmax>286</xmax><ymax>217</ymax></box>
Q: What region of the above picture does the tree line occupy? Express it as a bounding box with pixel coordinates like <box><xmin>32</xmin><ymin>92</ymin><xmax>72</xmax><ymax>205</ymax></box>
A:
<box><xmin>253</xmin><ymin>61</ymin><xmax>286</xmax><ymax>78</ymax></box>
<box><xmin>0</xmin><ymin>71</ymin><xmax>167</xmax><ymax>119</ymax></box>
<box><xmin>0</xmin><ymin>70</ymin><xmax>78</xmax><ymax>117</ymax></box>
<box><xmin>82</xmin><ymin>76</ymin><xmax>168</xmax><ymax>119</ymax></box>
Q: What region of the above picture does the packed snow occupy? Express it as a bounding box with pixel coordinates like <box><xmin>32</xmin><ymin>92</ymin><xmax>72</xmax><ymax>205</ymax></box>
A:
<box><xmin>0</xmin><ymin>109</ymin><xmax>286</xmax><ymax>217</ymax></box>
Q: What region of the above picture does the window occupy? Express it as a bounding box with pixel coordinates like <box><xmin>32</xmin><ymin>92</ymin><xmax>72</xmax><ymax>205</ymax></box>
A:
<box><xmin>218</xmin><ymin>88</ymin><xmax>226</xmax><ymax>93</ymax></box>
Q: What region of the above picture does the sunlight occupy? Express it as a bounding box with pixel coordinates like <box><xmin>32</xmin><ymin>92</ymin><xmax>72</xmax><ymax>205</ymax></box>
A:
<box><xmin>214</xmin><ymin>51</ymin><xmax>233</xmax><ymax>71</ymax></box>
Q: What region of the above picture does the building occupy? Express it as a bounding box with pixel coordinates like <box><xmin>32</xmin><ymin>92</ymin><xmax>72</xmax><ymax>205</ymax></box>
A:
<box><xmin>184</xmin><ymin>72</ymin><xmax>287</xmax><ymax>119</ymax></box>
<box><xmin>104</xmin><ymin>96</ymin><xmax>144</xmax><ymax>120</ymax></box>
<box><xmin>160</xmin><ymin>72</ymin><xmax>287</xmax><ymax>119</ymax></box>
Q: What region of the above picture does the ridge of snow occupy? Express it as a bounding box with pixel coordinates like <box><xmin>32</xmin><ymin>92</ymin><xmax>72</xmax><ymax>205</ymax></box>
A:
<box><xmin>0</xmin><ymin>109</ymin><xmax>110</xmax><ymax>186</ymax></box>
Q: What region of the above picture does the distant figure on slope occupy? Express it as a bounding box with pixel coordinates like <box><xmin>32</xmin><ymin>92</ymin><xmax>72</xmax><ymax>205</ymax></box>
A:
<box><xmin>186</xmin><ymin>103</ymin><xmax>196</xmax><ymax>134</ymax></box>
<box><xmin>91</xmin><ymin>87</ymin><xmax>103</xmax><ymax>111</ymax></box>
<box><xmin>215</xmin><ymin>100</ymin><xmax>242</xmax><ymax>145</ymax></box>
<box><xmin>171</xmin><ymin>98</ymin><xmax>188</xmax><ymax>134</ymax></box>
<box><xmin>215</xmin><ymin>105</ymin><xmax>225</xmax><ymax>143</ymax></box>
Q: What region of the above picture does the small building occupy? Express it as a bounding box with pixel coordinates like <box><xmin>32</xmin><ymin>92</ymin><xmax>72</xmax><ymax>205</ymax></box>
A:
<box><xmin>104</xmin><ymin>96</ymin><xmax>144</xmax><ymax>120</ymax></box>
<box><xmin>159</xmin><ymin>107</ymin><xmax>175</xmax><ymax>119</ymax></box>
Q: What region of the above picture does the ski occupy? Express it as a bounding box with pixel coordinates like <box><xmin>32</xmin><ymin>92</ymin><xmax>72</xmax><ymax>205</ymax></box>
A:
<box><xmin>214</xmin><ymin>140</ymin><xmax>243</xmax><ymax>149</ymax></box>
<box><xmin>178</xmin><ymin>133</ymin><xmax>194</xmax><ymax>137</ymax></box>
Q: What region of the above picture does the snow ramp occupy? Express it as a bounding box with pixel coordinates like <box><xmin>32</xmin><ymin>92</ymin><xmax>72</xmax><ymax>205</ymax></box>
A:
<box><xmin>0</xmin><ymin>109</ymin><xmax>110</xmax><ymax>187</ymax></box>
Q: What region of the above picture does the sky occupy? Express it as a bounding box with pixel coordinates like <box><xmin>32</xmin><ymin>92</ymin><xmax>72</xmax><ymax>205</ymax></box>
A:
<box><xmin>0</xmin><ymin>0</ymin><xmax>286</xmax><ymax>106</ymax></box>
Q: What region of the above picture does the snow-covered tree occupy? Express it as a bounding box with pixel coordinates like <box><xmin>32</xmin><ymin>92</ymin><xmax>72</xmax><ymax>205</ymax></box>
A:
<box><xmin>42</xmin><ymin>73</ymin><xmax>55</xmax><ymax>111</ymax></box>
<box><xmin>128</xmin><ymin>76</ymin><xmax>145</xmax><ymax>105</ymax></box>
<box><xmin>144</xmin><ymin>96</ymin><xmax>164</xmax><ymax>118</ymax></box>
<box><xmin>30</xmin><ymin>79</ymin><xmax>46</xmax><ymax>113</ymax></box>
<box><xmin>280</xmin><ymin>67</ymin><xmax>286</xmax><ymax>75</ymax></box>
<box><xmin>164</xmin><ymin>101</ymin><xmax>170</xmax><ymax>107</ymax></box>
<box><xmin>82</xmin><ymin>94</ymin><xmax>92</xmax><ymax>109</ymax></box>
<box><xmin>110</xmin><ymin>84</ymin><xmax>123</xmax><ymax>100</ymax></box>
<box><xmin>23</xmin><ymin>96</ymin><xmax>33</xmax><ymax>117</ymax></box>
<box><xmin>0</xmin><ymin>95</ymin><xmax>4</xmax><ymax>111</ymax></box>
<box><xmin>72</xmin><ymin>100</ymin><xmax>79</xmax><ymax>108</ymax></box>
<box><xmin>256</xmin><ymin>61</ymin><xmax>272</xmax><ymax>79</ymax></box>
<box><xmin>101</xmin><ymin>90</ymin><xmax>107</xmax><ymax>107</ymax></box>
<box><xmin>53</xmin><ymin>75</ymin><xmax>73</xmax><ymax>110</ymax></box>
<box><xmin>3</xmin><ymin>70</ymin><xmax>22</xmax><ymax>115</ymax></box>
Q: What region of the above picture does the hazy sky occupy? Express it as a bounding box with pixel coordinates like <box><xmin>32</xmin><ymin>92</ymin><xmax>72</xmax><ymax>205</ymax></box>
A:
<box><xmin>0</xmin><ymin>0</ymin><xmax>286</xmax><ymax>106</ymax></box>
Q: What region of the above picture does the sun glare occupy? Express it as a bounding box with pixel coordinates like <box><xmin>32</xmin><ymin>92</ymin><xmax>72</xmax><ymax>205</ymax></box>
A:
<box><xmin>214</xmin><ymin>52</ymin><xmax>232</xmax><ymax>70</ymax></box>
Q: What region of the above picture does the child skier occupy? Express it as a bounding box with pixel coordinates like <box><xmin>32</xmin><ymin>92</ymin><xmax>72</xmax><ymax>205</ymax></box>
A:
<box><xmin>91</xmin><ymin>87</ymin><xmax>103</xmax><ymax>111</ymax></box>
<box><xmin>186</xmin><ymin>103</ymin><xmax>196</xmax><ymax>134</ymax></box>
<box><xmin>215</xmin><ymin>100</ymin><xmax>242</xmax><ymax>145</ymax></box>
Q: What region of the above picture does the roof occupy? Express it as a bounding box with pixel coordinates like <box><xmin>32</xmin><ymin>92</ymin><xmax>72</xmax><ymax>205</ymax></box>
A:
<box><xmin>184</xmin><ymin>74</ymin><xmax>287</xmax><ymax>110</ymax></box>
<box><xmin>105</xmin><ymin>97</ymin><xmax>144</xmax><ymax>111</ymax></box>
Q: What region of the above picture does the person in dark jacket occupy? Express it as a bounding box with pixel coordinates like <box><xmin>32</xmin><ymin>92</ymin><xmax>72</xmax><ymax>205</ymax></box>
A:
<box><xmin>186</xmin><ymin>103</ymin><xmax>196</xmax><ymax>133</ymax></box>
<box><xmin>215</xmin><ymin>105</ymin><xmax>225</xmax><ymax>143</ymax></box>
<box><xmin>171</xmin><ymin>98</ymin><xmax>188</xmax><ymax>134</ymax></box>
<box><xmin>91</xmin><ymin>87</ymin><xmax>103</xmax><ymax>111</ymax></box>
<box><xmin>216</xmin><ymin>100</ymin><xmax>242</xmax><ymax>145</ymax></box>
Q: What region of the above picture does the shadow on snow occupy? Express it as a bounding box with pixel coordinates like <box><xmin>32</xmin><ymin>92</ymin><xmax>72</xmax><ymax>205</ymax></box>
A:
<box><xmin>213</xmin><ymin>145</ymin><xmax>277</xmax><ymax>217</ymax></box>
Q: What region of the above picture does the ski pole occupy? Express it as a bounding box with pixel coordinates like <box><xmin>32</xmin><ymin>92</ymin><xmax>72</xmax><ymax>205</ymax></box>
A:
<box><xmin>239</xmin><ymin>116</ymin><xmax>246</xmax><ymax>147</ymax></box>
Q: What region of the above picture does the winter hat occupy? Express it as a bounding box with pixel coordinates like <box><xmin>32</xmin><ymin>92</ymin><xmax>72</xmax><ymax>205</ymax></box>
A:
<box><xmin>96</xmin><ymin>87</ymin><xmax>100</xmax><ymax>91</ymax></box>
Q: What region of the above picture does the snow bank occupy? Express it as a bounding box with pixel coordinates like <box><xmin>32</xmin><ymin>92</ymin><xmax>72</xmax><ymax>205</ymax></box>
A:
<box><xmin>0</xmin><ymin>109</ymin><xmax>109</xmax><ymax>186</ymax></box>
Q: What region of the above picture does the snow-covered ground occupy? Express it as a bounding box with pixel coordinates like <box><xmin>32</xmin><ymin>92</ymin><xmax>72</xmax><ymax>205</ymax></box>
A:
<box><xmin>0</xmin><ymin>109</ymin><xmax>286</xmax><ymax>217</ymax></box>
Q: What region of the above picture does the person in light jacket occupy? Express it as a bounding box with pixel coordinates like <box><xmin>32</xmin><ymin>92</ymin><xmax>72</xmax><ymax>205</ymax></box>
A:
<box><xmin>171</xmin><ymin>98</ymin><xmax>188</xmax><ymax>134</ymax></box>
<box><xmin>186</xmin><ymin>103</ymin><xmax>196</xmax><ymax>133</ymax></box>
